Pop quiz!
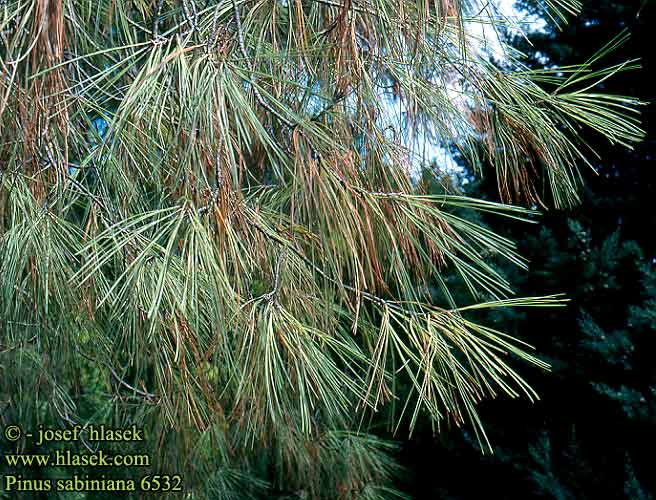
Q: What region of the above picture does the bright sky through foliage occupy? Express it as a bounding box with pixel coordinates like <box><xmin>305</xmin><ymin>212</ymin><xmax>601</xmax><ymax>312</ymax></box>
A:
<box><xmin>404</xmin><ymin>0</ymin><xmax>546</xmax><ymax>183</ymax></box>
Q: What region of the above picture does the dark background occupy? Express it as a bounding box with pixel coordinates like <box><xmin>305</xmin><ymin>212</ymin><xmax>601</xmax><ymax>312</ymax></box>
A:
<box><xmin>398</xmin><ymin>1</ymin><xmax>656</xmax><ymax>498</ymax></box>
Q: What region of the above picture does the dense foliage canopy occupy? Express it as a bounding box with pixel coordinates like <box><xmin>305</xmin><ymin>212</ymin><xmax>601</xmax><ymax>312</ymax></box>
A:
<box><xmin>0</xmin><ymin>0</ymin><xmax>645</xmax><ymax>498</ymax></box>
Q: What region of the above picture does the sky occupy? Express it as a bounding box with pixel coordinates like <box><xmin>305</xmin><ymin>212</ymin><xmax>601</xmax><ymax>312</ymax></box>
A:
<box><xmin>401</xmin><ymin>0</ymin><xmax>545</xmax><ymax>182</ymax></box>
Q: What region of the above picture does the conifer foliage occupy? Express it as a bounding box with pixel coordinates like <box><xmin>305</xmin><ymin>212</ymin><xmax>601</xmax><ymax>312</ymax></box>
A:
<box><xmin>0</xmin><ymin>1</ymin><xmax>643</xmax><ymax>497</ymax></box>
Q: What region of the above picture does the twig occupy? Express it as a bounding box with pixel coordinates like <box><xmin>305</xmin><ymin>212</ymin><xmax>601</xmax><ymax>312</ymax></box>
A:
<box><xmin>231</xmin><ymin>0</ymin><xmax>296</xmax><ymax>129</ymax></box>
<box><xmin>310</xmin><ymin>90</ymin><xmax>349</xmax><ymax>122</ymax></box>
<box><xmin>263</xmin><ymin>249</ymin><xmax>288</xmax><ymax>304</ymax></box>
<box><xmin>151</xmin><ymin>0</ymin><xmax>165</xmax><ymax>40</ymax></box>
<box><xmin>79</xmin><ymin>351</ymin><xmax>158</xmax><ymax>403</ymax></box>
<box><xmin>246</xmin><ymin>212</ymin><xmax>431</xmax><ymax>317</ymax></box>
<box><xmin>182</xmin><ymin>0</ymin><xmax>199</xmax><ymax>35</ymax></box>
<box><xmin>51</xmin><ymin>390</ymin><xmax>97</xmax><ymax>453</ymax></box>
<box><xmin>206</xmin><ymin>4</ymin><xmax>222</xmax><ymax>53</ymax></box>
<box><xmin>107</xmin><ymin>365</ymin><xmax>159</xmax><ymax>402</ymax></box>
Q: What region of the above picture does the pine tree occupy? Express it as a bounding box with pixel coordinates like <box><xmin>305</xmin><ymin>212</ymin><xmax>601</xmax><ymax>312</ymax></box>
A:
<box><xmin>401</xmin><ymin>1</ymin><xmax>655</xmax><ymax>498</ymax></box>
<box><xmin>0</xmin><ymin>1</ymin><xmax>644</xmax><ymax>498</ymax></box>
